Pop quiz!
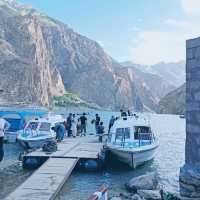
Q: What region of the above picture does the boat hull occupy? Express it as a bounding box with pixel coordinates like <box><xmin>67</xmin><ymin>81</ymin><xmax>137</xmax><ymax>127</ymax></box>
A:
<box><xmin>108</xmin><ymin>144</ymin><xmax>158</xmax><ymax>168</ymax></box>
<box><xmin>4</xmin><ymin>131</ymin><xmax>20</xmax><ymax>143</ymax></box>
<box><xmin>18</xmin><ymin>137</ymin><xmax>55</xmax><ymax>149</ymax></box>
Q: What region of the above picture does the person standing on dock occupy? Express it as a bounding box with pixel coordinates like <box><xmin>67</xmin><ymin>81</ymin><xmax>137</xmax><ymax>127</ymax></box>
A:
<box><xmin>108</xmin><ymin>116</ymin><xmax>115</xmax><ymax>133</ymax></box>
<box><xmin>0</xmin><ymin>118</ymin><xmax>10</xmax><ymax>162</ymax></box>
<box><xmin>76</xmin><ymin>118</ymin><xmax>81</xmax><ymax>136</ymax></box>
<box><xmin>71</xmin><ymin>114</ymin><xmax>77</xmax><ymax>137</ymax></box>
<box><xmin>66</xmin><ymin>113</ymin><xmax>72</xmax><ymax>137</ymax></box>
<box><xmin>92</xmin><ymin>114</ymin><xmax>100</xmax><ymax>134</ymax></box>
<box><xmin>80</xmin><ymin>113</ymin><xmax>87</xmax><ymax>136</ymax></box>
<box><xmin>97</xmin><ymin>122</ymin><xmax>105</xmax><ymax>142</ymax></box>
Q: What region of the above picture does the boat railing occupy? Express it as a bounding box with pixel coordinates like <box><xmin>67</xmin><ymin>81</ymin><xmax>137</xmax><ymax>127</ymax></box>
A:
<box><xmin>24</xmin><ymin>128</ymin><xmax>39</xmax><ymax>137</ymax></box>
<box><xmin>108</xmin><ymin>132</ymin><xmax>155</xmax><ymax>148</ymax></box>
<box><xmin>87</xmin><ymin>185</ymin><xmax>108</xmax><ymax>200</ymax></box>
<box><xmin>138</xmin><ymin>132</ymin><xmax>154</xmax><ymax>147</ymax></box>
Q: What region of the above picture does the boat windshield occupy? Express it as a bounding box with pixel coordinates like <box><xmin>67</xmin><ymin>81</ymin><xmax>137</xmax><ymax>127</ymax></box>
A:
<box><xmin>39</xmin><ymin>122</ymin><xmax>51</xmax><ymax>131</ymax></box>
<box><xmin>134</xmin><ymin>126</ymin><xmax>152</xmax><ymax>140</ymax></box>
<box><xmin>26</xmin><ymin>122</ymin><xmax>39</xmax><ymax>130</ymax></box>
<box><xmin>134</xmin><ymin>126</ymin><xmax>151</xmax><ymax>133</ymax></box>
<box><xmin>115</xmin><ymin>128</ymin><xmax>130</xmax><ymax>141</ymax></box>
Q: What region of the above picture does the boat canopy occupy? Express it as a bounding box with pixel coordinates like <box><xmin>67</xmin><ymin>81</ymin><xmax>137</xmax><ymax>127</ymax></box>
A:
<box><xmin>109</xmin><ymin>115</ymin><xmax>154</xmax><ymax>147</ymax></box>
<box><xmin>0</xmin><ymin>109</ymin><xmax>47</xmax><ymax>132</ymax></box>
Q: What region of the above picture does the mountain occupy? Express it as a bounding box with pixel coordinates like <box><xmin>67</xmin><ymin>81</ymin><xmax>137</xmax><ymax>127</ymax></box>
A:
<box><xmin>0</xmin><ymin>0</ymin><xmax>177</xmax><ymax>111</ymax></box>
<box><xmin>116</xmin><ymin>65</ymin><xmax>176</xmax><ymax>112</ymax></box>
<box><xmin>122</xmin><ymin>61</ymin><xmax>185</xmax><ymax>88</ymax></box>
<box><xmin>158</xmin><ymin>83</ymin><xmax>186</xmax><ymax>114</ymax></box>
<box><xmin>0</xmin><ymin>0</ymin><xmax>65</xmax><ymax>106</ymax></box>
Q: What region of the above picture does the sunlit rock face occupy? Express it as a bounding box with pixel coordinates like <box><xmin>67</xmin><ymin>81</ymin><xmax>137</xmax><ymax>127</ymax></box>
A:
<box><xmin>0</xmin><ymin>1</ymin><xmax>65</xmax><ymax>106</ymax></box>
<box><xmin>180</xmin><ymin>37</ymin><xmax>200</xmax><ymax>199</ymax></box>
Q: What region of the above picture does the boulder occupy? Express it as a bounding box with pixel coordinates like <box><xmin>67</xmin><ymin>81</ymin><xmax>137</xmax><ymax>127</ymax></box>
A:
<box><xmin>109</xmin><ymin>193</ymin><xmax>142</xmax><ymax>200</ymax></box>
<box><xmin>125</xmin><ymin>173</ymin><xmax>158</xmax><ymax>192</ymax></box>
<box><xmin>137</xmin><ymin>190</ymin><xmax>161</xmax><ymax>200</ymax></box>
<box><xmin>109</xmin><ymin>197</ymin><xmax>122</xmax><ymax>200</ymax></box>
<box><xmin>131</xmin><ymin>194</ymin><xmax>143</xmax><ymax>200</ymax></box>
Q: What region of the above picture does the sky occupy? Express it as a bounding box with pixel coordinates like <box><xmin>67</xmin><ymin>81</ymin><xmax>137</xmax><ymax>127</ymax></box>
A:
<box><xmin>20</xmin><ymin>0</ymin><xmax>200</xmax><ymax>65</ymax></box>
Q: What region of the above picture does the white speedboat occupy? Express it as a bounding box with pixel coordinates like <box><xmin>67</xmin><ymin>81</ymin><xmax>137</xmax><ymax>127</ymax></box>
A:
<box><xmin>107</xmin><ymin>114</ymin><xmax>159</xmax><ymax>168</ymax></box>
<box><xmin>17</xmin><ymin>114</ymin><xmax>64</xmax><ymax>149</ymax></box>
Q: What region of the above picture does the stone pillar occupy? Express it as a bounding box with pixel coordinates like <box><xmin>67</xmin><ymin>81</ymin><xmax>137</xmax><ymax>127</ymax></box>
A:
<box><xmin>179</xmin><ymin>37</ymin><xmax>200</xmax><ymax>199</ymax></box>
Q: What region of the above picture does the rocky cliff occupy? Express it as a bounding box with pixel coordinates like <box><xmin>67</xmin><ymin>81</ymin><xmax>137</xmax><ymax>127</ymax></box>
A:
<box><xmin>120</xmin><ymin>63</ymin><xmax>176</xmax><ymax>111</ymax></box>
<box><xmin>0</xmin><ymin>0</ymin><xmax>176</xmax><ymax>111</ymax></box>
<box><xmin>158</xmin><ymin>83</ymin><xmax>186</xmax><ymax>114</ymax></box>
<box><xmin>122</xmin><ymin>61</ymin><xmax>185</xmax><ymax>88</ymax></box>
<box><xmin>0</xmin><ymin>0</ymin><xmax>65</xmax><ymax>106</ymax></box>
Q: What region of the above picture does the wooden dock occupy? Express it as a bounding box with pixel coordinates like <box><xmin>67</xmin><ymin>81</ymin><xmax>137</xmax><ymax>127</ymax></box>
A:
<box><xmin>24</xmin><ymin>136</ymin><xmax>103</xmax><ymax>159</ymax></box>
<box><xmin>5</xmin><ymin>136</ymin><xmax>104</xmax><ymax>200</ymax></box>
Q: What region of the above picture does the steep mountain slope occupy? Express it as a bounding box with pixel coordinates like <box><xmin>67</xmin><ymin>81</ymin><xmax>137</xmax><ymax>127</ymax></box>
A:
<box><xmin>150</xmin><ymin>61</ymin><xmax>185</xmax><ymax>87</ymax></box>
<box><xmin>119</xmin><ymin>63</ymin><xmax>176</xmax><ymax>111</ymax></box>
<box><xmin>0</xmin><ymin>0</ymin><xmax>176</xmax><ymax>111</ymax></box>
<box><xmin>158</xmin><ymin>83</ymin><xmax>186</xmax><ymax>114</ymax></box>
<box><xmin>0</xmin><ymin>1</ymin><xmax>65</xmax><ymax>106</ymax></box>
<box><xmin>122</xmin><ymin>61</ymin><xmax>185</xmax><ymax>88</ymax></box>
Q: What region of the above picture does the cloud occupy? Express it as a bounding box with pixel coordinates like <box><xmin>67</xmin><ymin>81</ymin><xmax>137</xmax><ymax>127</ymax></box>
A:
<box><xmin>131</xmin><ymin>26</ymin><xmax>141</xmax><ymax>32</ymax></box>
<box><xmin>130</xmin><ymin>31</ymin><xmax>185</xmax><ymax>65</ymax></box>
<box><xmin>181</xmin><ymin>0</ymin><xmax>200</xmax><ymax>14</ymax></box>
<box><xmin>164</xmin><ymin>19</ymin><xmax>190</xmax><ymax>28</ymax></box>
<box><xmin>130</xmin><ymin>19</ymin><xmax>200</xmax><ymax>65</ymax></box>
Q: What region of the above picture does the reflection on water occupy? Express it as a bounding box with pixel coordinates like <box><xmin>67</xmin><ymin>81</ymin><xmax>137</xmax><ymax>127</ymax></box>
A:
<box><xmin>0</xmin><ymin>143</ymin><xmax>33</xmax><ymax>199</ymax></box>
<box><xmin>56</xmin><ymin>162</ymin><xmax>155</xmax><ymax>200</ymax></box>
<box><xmin>0</xmin><ymin>112</ymin><xmax>185</xmax><ymax>200</ymax></box>
<box><xmin>1</xmin><ymin>143</ymin><xmax>22</xmax><ymax>169</ymax></box>
<box><xmin>0</xmin><ymin>163</ymin><xmax>33</xmax><ymax>199</ymax></box>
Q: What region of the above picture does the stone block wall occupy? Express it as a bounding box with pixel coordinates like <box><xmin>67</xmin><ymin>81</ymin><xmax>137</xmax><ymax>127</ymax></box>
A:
<box><xmin>185</xmin><ymin>37</ymin><xmax>200</xmax><ymax>165</ymax></box>
<box><xmin>180</xmin><ymin>37</ymin><xmax>200</xmax><ymax>198</ymax></box>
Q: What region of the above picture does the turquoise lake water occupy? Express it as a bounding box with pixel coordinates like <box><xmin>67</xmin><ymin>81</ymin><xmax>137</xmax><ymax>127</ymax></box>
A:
<box><xmin>0</xmin><ymin>110</ymin><xmax>185</xmax><ymax>200</ymax></box>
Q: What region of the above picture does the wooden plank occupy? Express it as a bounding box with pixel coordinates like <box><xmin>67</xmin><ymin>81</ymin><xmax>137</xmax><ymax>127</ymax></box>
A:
<box><xmin>64</xmin><ymin>142</ymin><xmax>103</xmax><ymax>159</ymax></box>
<box><xmin>26</xmin><ymin>141</ymin><xmax>80</xmax><ymax>158</ymax></box>
<box><xmin>6</xmin><ymin>158</ymin><xmax>78</xmax><ymax>200</ymax></box>
<box><xmin>25</xmin><ymin>139</ymin><xmax>103</xmax><ymax>159</ymax></box>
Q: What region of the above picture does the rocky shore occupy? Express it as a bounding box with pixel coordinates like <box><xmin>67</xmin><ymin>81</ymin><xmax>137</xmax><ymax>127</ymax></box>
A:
<box><xmin>109</xmin><ymin>173</ymin><xmax>182</xmax><ymax>200</ymax></box>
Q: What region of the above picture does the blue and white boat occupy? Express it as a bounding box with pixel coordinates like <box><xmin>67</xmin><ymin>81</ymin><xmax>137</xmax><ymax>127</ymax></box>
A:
<box><xmin>0</xmin><ymin>107</ymin><xmax>47</xmax><ymax>142</ymax></box>
<box><xmin>107</xmin><ymin>114</ymin><xmax>159</xmax><ymax>168</ymax></box>
<box><xmin>17</xmin><ymin>114</ymin><xmax>64</xmax><ymax>149</ymax></box>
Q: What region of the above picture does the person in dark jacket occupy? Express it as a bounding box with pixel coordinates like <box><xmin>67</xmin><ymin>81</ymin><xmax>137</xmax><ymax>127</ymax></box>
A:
<box><xmin>108</xmin><ymin>116</ymin><xmax>115</xmax><ymax>133</ymax></box>
<box><xmin>92</xmin><ymin>114</ymin><xmax>100</xmax><ymax>134</ymax></box>
<box><xmin>97</xmin><ymin>122</ymin><xmax>104</xmax><ymax>143</ymax></box>
<box><xmin>66</xmin><ymin>113</ymin><xmax>72</xmax><ymax>137</ymax></box>
<box><xmin>80</xmin><ymin>113</ymin><xmax>87</xmax><ymax>136</ymax></box>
